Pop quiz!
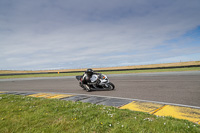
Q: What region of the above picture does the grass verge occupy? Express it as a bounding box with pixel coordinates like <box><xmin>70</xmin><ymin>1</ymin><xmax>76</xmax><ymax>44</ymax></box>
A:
<box><xmin>0</xmin><ymin>94</ymin><xmax>199</xmax><ymax>133</ymax></box>
<box><xmin>0</xmin><ymin>67</ymin><xmax>200</xmax><ymax>79</ymax></box>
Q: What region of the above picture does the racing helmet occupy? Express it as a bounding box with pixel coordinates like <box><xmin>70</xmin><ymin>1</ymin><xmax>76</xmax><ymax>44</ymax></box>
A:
<box><xmin>86</xmin><ymin>68</ymin><xmax>94</xmax><ymax>76</ymax></box>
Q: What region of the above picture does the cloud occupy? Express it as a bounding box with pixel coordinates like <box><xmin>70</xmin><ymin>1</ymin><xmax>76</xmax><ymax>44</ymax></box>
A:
<box><xmin>0</xmin><ymin>0</ymin><xmax>200</xmax><ymax>70</ymax></box>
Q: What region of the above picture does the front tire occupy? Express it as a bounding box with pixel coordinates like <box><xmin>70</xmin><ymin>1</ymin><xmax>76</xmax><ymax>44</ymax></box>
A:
<box><xmin>103</xmin><ymin>82</ymin><xmax>115</xmax><ymax>90</ymax></box>
<box><xmin>109</xmin><ymin>82</ymin><xmax>115</xmax><ymax>90</ymax></box>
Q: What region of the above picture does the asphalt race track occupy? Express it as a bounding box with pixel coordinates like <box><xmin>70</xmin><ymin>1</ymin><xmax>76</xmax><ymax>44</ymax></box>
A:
<box><xmin>0</xmin><ymin>71</ymin><xmax>200</xmax><ymax>107</ymax></box>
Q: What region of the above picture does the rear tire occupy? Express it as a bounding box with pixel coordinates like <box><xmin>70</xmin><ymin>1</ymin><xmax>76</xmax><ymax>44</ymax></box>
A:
<box><xmin>79</xmin><ymin>82</ymin><xmax>86</xmax><ymax>90</ymax></box>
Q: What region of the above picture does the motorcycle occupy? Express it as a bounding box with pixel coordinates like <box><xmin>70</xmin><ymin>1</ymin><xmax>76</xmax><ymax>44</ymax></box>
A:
<box><xmin>76</xmin><ymin>73</ymin><xmax>115</xmax><ymax>92</ymax></box>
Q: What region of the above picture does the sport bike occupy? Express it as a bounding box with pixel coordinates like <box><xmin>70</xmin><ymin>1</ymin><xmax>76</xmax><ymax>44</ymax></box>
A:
<box><xmin>76</xmin><ymin>73</ymin><xmax>115</xmax><ymax>92</ymax></box>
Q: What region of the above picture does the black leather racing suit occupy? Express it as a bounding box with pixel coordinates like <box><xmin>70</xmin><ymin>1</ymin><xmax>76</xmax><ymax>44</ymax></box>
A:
<box><xmin>82</xmin><ymin>72</ymin><xmax>92</xmax><ymax>84</ymax></box>
<box><xmin>81</xmin><ymin>72</ymin><xmax>100</xmax><ymax>85</ymax></box>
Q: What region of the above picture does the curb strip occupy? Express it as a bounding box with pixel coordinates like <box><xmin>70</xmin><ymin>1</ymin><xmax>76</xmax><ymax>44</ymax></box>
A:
<box><xmin>150</xmin><ymin>105</ymin><xmax>167</xmax><ymax>114</ymax></box>
<box><xmin>0</xmin><ymin>91</ymin><xmax>200</xmax><ymax>124</ymax></box>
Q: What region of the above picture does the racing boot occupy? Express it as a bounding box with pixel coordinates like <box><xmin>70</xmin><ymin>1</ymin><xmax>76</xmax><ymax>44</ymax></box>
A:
<box><xmin>85</xmin><ymin>85</ymin><xmax>91</xmax><ymax>92</ymax></box>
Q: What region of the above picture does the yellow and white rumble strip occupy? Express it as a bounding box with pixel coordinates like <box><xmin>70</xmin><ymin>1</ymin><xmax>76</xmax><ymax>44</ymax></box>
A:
<box><xmin>153</xmin><ymin>105</ymin><xmax>200</xmax><ymax>124</ymax></box>
<box><xmin>28</xmin><ymin>93</ymin><xmax>73</xmax><ymax>99</ymax></box>
<box><xmin>120</xmin><ymin>101</ymin><xmax>200</xmax><ymax>124</ymax></box>
<box><xmin>0</xmin><ymin>91</ymin><xmax>200</xmax><ymax>124</ymax></box>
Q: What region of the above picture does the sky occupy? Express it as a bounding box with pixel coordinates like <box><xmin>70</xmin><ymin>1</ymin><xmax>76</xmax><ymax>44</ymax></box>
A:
<box><xmin>0</xmin><ymin>0</ymin><xmax>200</xmax><ymax>70</ymax></box>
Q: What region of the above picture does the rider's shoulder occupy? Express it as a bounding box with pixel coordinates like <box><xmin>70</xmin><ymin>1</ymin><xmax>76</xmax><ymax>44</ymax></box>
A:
<box><xmin>83</xmin><ymin>73</ymin><xmax>87</xmax><ymax>76</ymax></box>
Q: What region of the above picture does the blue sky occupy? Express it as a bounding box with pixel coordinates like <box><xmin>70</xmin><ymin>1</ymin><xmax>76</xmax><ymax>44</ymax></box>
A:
<box><xmin>0</xmin><ymin>0</ymin><xmax>200</xmax><ymax>70</ymax></box>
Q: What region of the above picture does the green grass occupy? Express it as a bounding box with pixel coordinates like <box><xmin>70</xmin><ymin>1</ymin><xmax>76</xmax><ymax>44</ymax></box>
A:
<box><xmin>0</xmin><ymin>94</ymin><xmax>199</xmax><ymax>133</ymax></box>
<box><xmin>0</xmin><ymin>67</ymin><xmax>200</xmax><ymax>79</ymax></box>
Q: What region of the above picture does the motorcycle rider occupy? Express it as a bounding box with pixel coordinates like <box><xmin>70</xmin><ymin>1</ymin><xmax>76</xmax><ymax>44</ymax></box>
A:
<box><xmin>82</xmin><ymin>68</ymin><xmax>94</xmax><ymax>84</ymax></box>
<box><xmin>81</xmin><ymin>68</ymin><xmax>99</xmax><ymax>91</ymax></box>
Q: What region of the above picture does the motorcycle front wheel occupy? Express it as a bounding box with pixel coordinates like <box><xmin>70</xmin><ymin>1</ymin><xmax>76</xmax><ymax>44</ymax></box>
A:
<box><xmin>103</xmin><ymin>82</ymin><xmax>115</xmax><ymax>90</ymax></box>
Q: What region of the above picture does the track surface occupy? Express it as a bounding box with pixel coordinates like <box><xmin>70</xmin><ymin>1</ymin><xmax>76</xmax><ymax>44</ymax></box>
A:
<box><xmin>0</xmin><ymin>71</ymin><xmax>200</xmax><ymax>107</ymax></box>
